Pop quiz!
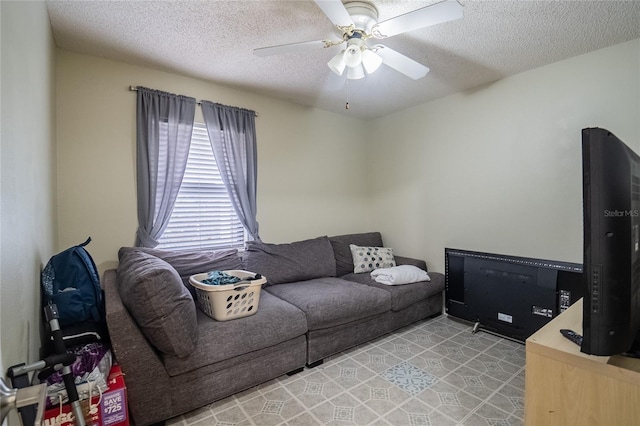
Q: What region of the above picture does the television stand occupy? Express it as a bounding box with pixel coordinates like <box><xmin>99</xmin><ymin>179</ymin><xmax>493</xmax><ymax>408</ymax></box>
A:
<box><xmin>468</xmin><ymin>320</ymin><xmax>524</xmax><ymax>345</ymax></box>
<box><xmin>525</xmin><ymin>298</ymin><xmax>640</xmax><ymax>425</ymax></box>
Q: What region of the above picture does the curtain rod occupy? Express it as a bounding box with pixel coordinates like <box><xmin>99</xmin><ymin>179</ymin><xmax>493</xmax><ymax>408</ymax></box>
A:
<box><xmin>129</xmin><ymin>86</ymin><xmax>258</xmax><ymax>117</ymax></box>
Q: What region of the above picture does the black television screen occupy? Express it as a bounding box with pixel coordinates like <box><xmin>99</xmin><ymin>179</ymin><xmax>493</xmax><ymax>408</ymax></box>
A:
<box><xmin>581</xmin><ymin>127</ymin><xmax>640</xmax><ymax>356</ymax></box>
<box><xmin>445</xmin><ymin>248</ymin><xmax>582</xmax><ymax>342</ymax></box>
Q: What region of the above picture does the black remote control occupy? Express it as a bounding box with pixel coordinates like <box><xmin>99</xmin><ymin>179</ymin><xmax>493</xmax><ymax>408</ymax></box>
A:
<box><xmin>560</xmin><ymin>329</ymin><xmax>583</xmax><ymax>346</ymax></box>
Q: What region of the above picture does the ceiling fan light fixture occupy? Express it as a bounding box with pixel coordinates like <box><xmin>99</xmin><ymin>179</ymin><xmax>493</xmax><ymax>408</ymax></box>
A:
<box><xmin>347</xmin><ymin>63</ymin><xmax>365</xmax><ymax>80</ymax></box>
<box><xmin>361</xmin><ymin>49</ymin><xmax>383</xmax><ymax>74</ymax></box>
<box><xmin>343</xmin><ymin>44</ymin><xmax>363</xmax><ymax>68</ymax></box>
<box><xmin>328</xmin><ymin>50</ymin><xmax>347</xmax><ymax>75</ymax></box>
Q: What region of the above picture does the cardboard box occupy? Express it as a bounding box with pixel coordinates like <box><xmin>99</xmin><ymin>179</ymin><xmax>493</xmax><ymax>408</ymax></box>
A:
<box><xmin>43</xmin><ymin>364</ymin><xmax>128</xmax><ymax>426</ymax></box>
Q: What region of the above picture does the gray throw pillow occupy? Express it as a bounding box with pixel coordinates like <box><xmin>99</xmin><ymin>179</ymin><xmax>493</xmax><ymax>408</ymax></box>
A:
<box><xmin>243</xmin><ymin>236</ymin><xmax>336</xmax><ymax>284</ymax></box>
<box><xmin>117</xmin><ymin>250</ymin><xmax>198</xmax><ymax>358</ymax></box>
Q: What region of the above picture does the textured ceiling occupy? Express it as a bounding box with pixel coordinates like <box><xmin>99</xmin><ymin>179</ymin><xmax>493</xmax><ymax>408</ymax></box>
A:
<box><xmin>46</xmin><ymin>0</ymin><xmax>640</xmax><ymax>120</ymax></box>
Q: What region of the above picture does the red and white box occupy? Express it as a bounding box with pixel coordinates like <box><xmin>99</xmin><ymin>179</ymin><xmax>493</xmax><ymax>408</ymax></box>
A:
<box><xmin>43</xmin><ymin>364</ymin><xmax>129</xmax><ymax>426</ymax></box>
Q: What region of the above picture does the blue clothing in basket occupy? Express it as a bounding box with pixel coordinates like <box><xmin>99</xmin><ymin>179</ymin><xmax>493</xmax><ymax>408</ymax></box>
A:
<box><xmin>201</xmin><ymin>271</ymin><xmax>241</xmax><ymax>286</ymax></box>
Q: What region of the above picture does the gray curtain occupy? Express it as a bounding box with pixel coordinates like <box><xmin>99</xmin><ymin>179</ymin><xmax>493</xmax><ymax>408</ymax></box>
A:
<box><xmin>200</xmin><ymin>101</ymin><xmax>260</xmax><ymax>241</ymax></box>
<box><xmin>135</xmin><ymin>87</ymin><xmax>196</xmax><ymax>247</ymax></box>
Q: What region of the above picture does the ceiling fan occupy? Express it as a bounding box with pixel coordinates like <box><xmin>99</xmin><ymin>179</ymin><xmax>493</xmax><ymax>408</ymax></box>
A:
<box><xmin>254</xmin><ymin>0</ymin><xmax>464</xmax><ymax>80</ymax></box>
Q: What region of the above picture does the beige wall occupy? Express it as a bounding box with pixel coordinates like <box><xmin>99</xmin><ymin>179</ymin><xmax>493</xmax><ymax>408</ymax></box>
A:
<box><xmin>56</xmin><ymin>51</ymin><xmax>371</xmax><ymax>273</ymax></box>
<box><xmin>368</xmin><ymin>39</ymin><xmax>640</xmax><ymax>272</ymax></box>
<box><xmin>56</xmin><ymin>39</ymin><xmax>640</xmax><ymax>275</ymax></box>
<box><xmin>0</xmin><ymin>0</ymin><xmax>57</xmax><ymax>402</ymax></box>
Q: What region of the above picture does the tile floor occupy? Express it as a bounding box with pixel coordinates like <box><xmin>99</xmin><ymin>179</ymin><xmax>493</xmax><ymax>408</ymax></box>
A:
<box><xmin>166</xmin><ymin>315</ymin><xmax>526</xmax><ymax>426</ymax></box>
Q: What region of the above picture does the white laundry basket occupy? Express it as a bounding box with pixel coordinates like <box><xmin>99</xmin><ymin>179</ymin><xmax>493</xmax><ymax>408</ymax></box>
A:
<box><xmin>189</xmin><ymin>270</ymin><xmax>266</xmax><ymax>321</ymax></box>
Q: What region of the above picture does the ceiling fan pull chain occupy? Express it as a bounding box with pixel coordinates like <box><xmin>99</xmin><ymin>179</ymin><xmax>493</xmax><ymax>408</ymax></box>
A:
<box><xmin>345</xmin><ymin>79</ymin><xmax>350</xmax><ymax>110</ymax></box>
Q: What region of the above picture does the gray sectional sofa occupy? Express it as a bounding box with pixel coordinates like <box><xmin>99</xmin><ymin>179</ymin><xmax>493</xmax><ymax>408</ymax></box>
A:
<box><xmin>104</xmin><ymin>232</ymin><xmax>444</xmax><ymax>425</ymax></box>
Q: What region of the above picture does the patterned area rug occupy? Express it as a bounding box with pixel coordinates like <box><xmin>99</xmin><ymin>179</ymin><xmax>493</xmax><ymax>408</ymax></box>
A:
<box><xmin>167</xmin><ymin>315</ymin><xmax>525</xmax><ymax>426</ymax></box>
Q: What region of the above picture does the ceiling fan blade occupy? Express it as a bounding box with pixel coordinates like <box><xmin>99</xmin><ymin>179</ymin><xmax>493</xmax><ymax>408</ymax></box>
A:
<box><xmin>314</xmin><ymin>0</ymin><xmax>354</xmax><ymax>27</ymax></box>
<box><xmin>372</xmin><ymin>0</ymin><xmax>463</xmax><ymax>39</ymax></box>
<box><xmin>374</xmin><ymin>45</ymin><xmax>430</xmax><ymax>80</ymax></box>
<box><xmin>253</xmin><ymin>40</ymin><xmax>330</xmax><ymax>57</ymax></box>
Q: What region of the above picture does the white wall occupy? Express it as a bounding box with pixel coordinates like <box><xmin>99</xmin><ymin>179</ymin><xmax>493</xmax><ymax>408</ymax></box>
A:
<box><xmin>368</xmin><ymin>39</ymin><xmax>640</xmax><ymax>272</ymax></box>
<box><xmin>56</xmin><ymin>51</ymin><xmax>371</xmax><ymax>272</ymax></box>
<box><xmin>0</xmin><ymin>0</ymin><xmax>57</xmax><ymax>412</ymax></box>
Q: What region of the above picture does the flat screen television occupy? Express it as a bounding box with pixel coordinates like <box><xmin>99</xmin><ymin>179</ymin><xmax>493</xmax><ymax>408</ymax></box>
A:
<box><xmin>581</xmin><ymin>127</ymin><xmax>640</xmax><ymax>356</ymax></box>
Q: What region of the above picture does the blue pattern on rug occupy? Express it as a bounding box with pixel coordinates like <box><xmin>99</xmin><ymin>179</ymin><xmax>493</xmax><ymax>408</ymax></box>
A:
<box><xmin>381</xmin><ymin>361</ymin><xmax>438</xmax><ymax>395</ymax></box>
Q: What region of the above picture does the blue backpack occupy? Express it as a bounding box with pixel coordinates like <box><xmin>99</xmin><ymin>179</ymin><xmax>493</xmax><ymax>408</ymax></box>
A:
<box><xmin>42</xmin><ymin>238</ymin><xmax>104</xmax><ymax>326</ymax></box>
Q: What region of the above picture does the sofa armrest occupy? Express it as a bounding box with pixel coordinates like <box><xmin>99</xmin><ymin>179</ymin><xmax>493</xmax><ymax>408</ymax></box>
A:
<box><xmin>104</xmin><ymin>269</ymin><xmax>173</xmax><ymax>424</ymax></box>
<box><xmin>394</xmin><ymin>256</ymin><xmax>428</xmax><ymax>272</ymax></box>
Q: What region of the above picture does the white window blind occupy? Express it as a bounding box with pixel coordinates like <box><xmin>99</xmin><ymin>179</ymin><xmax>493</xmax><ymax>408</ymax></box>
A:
<box><xmin>158</xmin><ymin>123</ymin><xmax>245</xmax><ymax>250</ymax></box>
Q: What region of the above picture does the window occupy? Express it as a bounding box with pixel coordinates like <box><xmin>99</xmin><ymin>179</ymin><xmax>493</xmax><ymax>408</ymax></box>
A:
<box><xmin>158</xmin><ymin>123</ymin><xmax>245</xmax><ymax>250</ymax></box>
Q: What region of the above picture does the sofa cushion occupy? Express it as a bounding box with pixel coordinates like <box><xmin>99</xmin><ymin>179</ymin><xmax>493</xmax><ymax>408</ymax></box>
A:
<box><xmin>265</xmin><ymin>277</ymin><xmax>391</xmax><ymax>330</ymax></box>
<box><xmin>162</xmin><ymin>291</ymin><xmax>307</xmax><ymax>376</ymax></box>
<box><xmin>329</xmin><ymin>232</ymin><xmax>384</xmax><ymax>276</ymax></box>
<box><xmin>341</xmin><ymin>271</ymin><xmax>445</xmax><ymax>311</ymax></box>
<box><xmin>243</xmin><ymin>236</ymin><xmax>336</xmax><ymax>284</ymax></box>
<box><xmin>118</xmin><ymin>246</ymin><xmax>241</xmax><ymax>287</ymax></box>
<box><xmin>117</xmin><ymin>250</ymin><xmax>198</xmax><ymax>358</ymax></box>
<box><xmin>350</xmin><ymin>244</ymin><xmax>396</xmax><ymax>273</ymax></box>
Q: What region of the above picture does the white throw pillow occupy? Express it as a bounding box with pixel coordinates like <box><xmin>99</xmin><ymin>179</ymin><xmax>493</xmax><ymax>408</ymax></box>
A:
<box><xmin>350</xmin><ymin>244</ymin><xmax>396</xmax><ymax>273</ymax></box>
<box><xmin>370</xmin><ymin>265</ymin><xmax>430</xmax><ymax>285</ymax></box>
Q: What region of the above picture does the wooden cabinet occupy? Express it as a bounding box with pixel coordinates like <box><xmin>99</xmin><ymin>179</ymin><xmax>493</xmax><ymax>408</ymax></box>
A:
<box><xmin>525</xmin><ymin>298</ymin><xmax>640</xmax><ymax>425</ymax></box>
